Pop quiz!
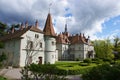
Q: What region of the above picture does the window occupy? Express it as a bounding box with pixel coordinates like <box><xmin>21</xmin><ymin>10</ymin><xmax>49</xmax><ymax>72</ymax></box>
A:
<box><xmin>28</xmin><ymin>56</ymin><xmax>32</xmax><ymax>64</ymax></box>
<box><xmin>29</xmin><ymin>41</ymin><xmax>33</xmax><ymax>49</ymax></box>
<box><xmin>35</xmin><ymin>34</ymin><xmax>39</xmax><ymax>38</ymax></box>
<box><xmin>52</xmin><ymin>41</ymin><xmax>55</xmax><ymax>45</ymax></box>
<box><xmin>40</xmin><ymin>42</ymin><xmax>42</xmax><ymax>48</ymax></box>
<box><xmin>52</xmin><ymin>55</ymin><xmax>54</xmax><ymax>59</ymax></box>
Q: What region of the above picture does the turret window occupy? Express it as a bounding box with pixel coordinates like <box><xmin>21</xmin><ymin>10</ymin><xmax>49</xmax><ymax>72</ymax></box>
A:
<box><xmin>52</xmin><ymin>41</ymin><xmax>55</xmax><ymax>45</ymax></box>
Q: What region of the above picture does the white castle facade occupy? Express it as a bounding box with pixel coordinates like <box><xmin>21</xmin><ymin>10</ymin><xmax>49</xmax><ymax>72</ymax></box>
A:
<box><xmin>0</xmin><ymin>13</ymin><xmax>95</xmax><ymax>67</ymax></box>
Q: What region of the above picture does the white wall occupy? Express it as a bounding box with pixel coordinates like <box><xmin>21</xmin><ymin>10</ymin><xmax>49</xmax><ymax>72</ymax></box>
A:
<box><xmin>3</xmin><ymin>39</ymin><xmax>21</xmax><ymax>66</ymax></box>
<box><xmin>44</xmin><ymin>36</ymin><xmax>56</xmax><ymax>64</ymax></box>
<box><xmin>20</xmin><ymin>30</ymin><xmax>45</xmax><ymax>67</ymax></box>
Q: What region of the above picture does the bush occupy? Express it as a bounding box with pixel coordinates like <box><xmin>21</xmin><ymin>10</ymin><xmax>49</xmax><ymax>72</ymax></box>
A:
<box><xmin>21</xmin><ymin>64</ymin><xmax>68</xmax><ymax>80</ymax></box>
<box><xmin>82</xmin><ymin>63</ymin><xmax>120</xmax><ymax>80</ymax></box>
<box><xmin>83</xmin><ymin>58</ymin><xmax>92</xmax><ymax>63</ymax></box>
<box><xmin>92</xmin><ymin>58</ymin><xmax>103</xmax><ymax>64</ymax></box>
<box><xmin>103</xmin><ymin>58</ymin><xmax>113</xmax><ymax>63</ymax></box>
<box><xmin>75</xmin><ymin>58</ymin><xmax>80</xmax><ymax>61</ymax></box>
<box><xmin>79</xmin><ymin>63</ymin><xmax>90</xmax><ymax>66</ymax></box>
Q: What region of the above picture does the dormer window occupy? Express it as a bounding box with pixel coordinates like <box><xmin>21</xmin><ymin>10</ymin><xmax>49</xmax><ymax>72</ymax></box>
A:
<box><xmin>35</xmin><ymin>34</ymin><xmax>39</xmax><ymax>38</ymax></box>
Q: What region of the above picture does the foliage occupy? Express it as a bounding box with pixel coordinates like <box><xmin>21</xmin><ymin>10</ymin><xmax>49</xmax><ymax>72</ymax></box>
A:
<box><xmin>0</xmin><ymin>42</ymin><xmax>4</xmax><ymax>48</ymax></box>
<box><xmin>21</xmin><ymin>62</ymin><xmax>96</xmax><ymax>76</ymax></box>
<box><xmin>93</xmin><ymin>39</ymin><xmax>114</xmax><ymax>59</ymax></box>
<box><xmin>21</xmin><ymin>64</ymin><xmax>68</xmax><ymax>80</ymax></box>
<box><xmin>0</xmin><ymin>52</ymin><xmax>7</xmax><ymax>68</ymax></box>
<box><xmin>82</xmin><ymin>63</ymin><xmax>120</xmax><ymax>80</ymax></box>
<box><xmin>0</xmin><ymin>76</ymin><xmax>7</xmax><ymax>80</ymax></box>
<box><xmin>113</xmin><ymin>36</ymin><xmax>120</xmax><ymax>59</ymax></box>
<box><xmin>92</xmin><ymin>58</ymin><xmax>103</xmax><ymax>64</ymax></box>
<box><xmin>0</xmin><ymin>22</ymin><xmax>7</xmax><ymax>36</ymax></box>
<box><xmin>75</xmin><ymin>58</ymin><xmax>80</xmax><ymax>61</ymax></box>
<box><xmin>0</xmin><ymin>52</ymin><xmax>7</xmax><ymax>62</ymax></box>
<box><xmin>83</xmin><ymin>58</ymin><xmax>92</xmax><ymax>63</ymax></box>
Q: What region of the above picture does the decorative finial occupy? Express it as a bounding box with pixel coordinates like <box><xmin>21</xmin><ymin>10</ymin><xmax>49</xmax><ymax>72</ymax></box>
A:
<box><xmin>49</xmin><ymin>3</ymin><xmax>52</xmax><ymax>13</ymax></box>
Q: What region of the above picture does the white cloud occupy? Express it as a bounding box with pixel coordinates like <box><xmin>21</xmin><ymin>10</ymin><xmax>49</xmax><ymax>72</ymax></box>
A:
<box><xmin>0</xmin><ymin>0</ymin><xmax>120</xmax><ymax>40</ymax></box>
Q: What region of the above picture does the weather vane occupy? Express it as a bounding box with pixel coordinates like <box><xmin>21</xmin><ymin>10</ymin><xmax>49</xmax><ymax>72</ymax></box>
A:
<box><xmin>49</xmin><ymin>2</ymin><xmax>52</xmax><ymax>13</ymax></box>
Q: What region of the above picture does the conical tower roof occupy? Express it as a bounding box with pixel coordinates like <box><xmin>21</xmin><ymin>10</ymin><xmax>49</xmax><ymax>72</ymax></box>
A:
<box><xmin>43</xmin><ymin>13</ymin><xmax>56</xmax><ymax>36</ymax></box>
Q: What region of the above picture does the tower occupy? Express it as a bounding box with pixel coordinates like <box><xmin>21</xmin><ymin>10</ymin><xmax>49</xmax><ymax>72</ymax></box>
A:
<box><xmin>43</xmin><ymin>13</ymin><xmax>56</xmax><ymax>64</ymax></box>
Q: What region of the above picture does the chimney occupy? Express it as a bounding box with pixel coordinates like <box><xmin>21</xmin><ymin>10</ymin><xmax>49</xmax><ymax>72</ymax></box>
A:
<box><xmin>83</xmin><ymin>33</ymin><xmax>85</xmax><ymax>38</ymax></box>
<box><xmin>80</xmin><ymin>33</ymin><xmax>82</xmax><ymax>37</ymax></box>
<box><xmin>35</xmin><ymin>20</ymin><xmax>38</xmax><ymax>28</ymax></box>
<box><xmin>11</xmin><ymin>27</ymin><xmax>15</xmax><ymax>33</ymax></box>
<box><xmin>20</xmin><ymin>23</ymin><xmax>24</xmax><ymax>30</ymax></box>
<box><xmin>88</xmin><ymin>36</ymin><xmax>90</xmax><ymax>39</ymax></box>
<box><xmin>25</xmin><ymin>21</ymin><xmax>28</xmax><ymax>28</ymax></box>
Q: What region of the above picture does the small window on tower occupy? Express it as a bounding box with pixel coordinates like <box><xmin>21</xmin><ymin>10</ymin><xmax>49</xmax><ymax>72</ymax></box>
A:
<box><xmin>52</xmin><ymin>55</ymin><xmax>54</xmax><ymax>59</ymax></box>
<box><xmin>52</xmin><ymin>41</ymin><xmax>54</xmax><ymax>45</ymax></box>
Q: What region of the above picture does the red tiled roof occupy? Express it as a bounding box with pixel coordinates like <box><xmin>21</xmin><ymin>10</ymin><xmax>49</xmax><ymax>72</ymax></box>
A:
<box><xmin>69</xmin><ymin>34</ymin><xmax>87</xmax><ymax>44</ymax></box>
<box><xmin>43</xmin><ymin>13</ymin><xmax>56</xmax><ymax>36</ymax></box>
<box><xmin>56</xmin><ymin>32</ymin><xmax>70</xmax><ymax>44</ymax></box>
<box><xmin>0</xmin><ymin>26</ymin><xmax>43</xmax><ymax>42</ymax></box>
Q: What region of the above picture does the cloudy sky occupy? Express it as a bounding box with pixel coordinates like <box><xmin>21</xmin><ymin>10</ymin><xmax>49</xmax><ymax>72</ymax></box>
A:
<box><xmin>0</xmin><ymin>0</ymin><xmax>120</xmax><ymax>40</ymax></box>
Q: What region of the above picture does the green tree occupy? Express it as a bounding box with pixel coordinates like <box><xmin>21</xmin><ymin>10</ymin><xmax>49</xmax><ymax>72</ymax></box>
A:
<box><xmin>93</xmin><ymin>39</ymin><xmax>114</xmax><ymax>59</ymax></box>
<box><xmin>0</xmin><ymin>22</ymin><xmax>7</xmax><ymax>36</ymax></box>
<box><xmin>113</xmin><ymin>36</ymin><xmax>120</xmax><ymax>59</ymax></box>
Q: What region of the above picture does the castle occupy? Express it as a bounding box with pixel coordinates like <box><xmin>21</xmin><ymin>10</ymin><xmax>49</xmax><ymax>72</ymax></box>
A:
<box><xmin>0</xmin><ymin>13</ymin><xmax>95</xmax><ymax>67</ymax></box>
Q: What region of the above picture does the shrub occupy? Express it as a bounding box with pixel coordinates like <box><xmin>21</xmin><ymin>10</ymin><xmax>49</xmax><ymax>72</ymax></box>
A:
<box><xmin>21</xmin><ymin>64</ymin><xmax>68</xmax><ymax>80</ymax></box>
<box><xmin>0</xmin><ymin>76</ymin><xmax>7</xmax><ymax>80</ymax></box>
<box><xmin>93</xmin><ymin>58</ymin><xmax>103</xmax><ymax>64</ymax></box>
<box><xmin>82</xmin><ymin>63</ymin><xmax>120</xmax><ymax>80</ymax></box>
<box><xmin>83</xmin><ymin>58</ymin><xmax>92</xmax><ymax>63</ymax></box>
<box><xmin>75</xmin><ymin>58</ymin><xmax>80</xmax><ymax>61</ymax></box>
<box><xmin>103</xmin><ymin>58</ymin><xmax>113</xmax><ymax>63</ymax></box>
<box><xmin>79</xmin><ymin>63</ymin><xmax>90</xmax><ymax>66</ymax></box>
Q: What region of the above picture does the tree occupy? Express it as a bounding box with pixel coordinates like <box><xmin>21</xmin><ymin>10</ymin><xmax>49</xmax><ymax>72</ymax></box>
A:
<box><xmin>21</xmin><ymin>35</ymin><xmax>43</xmax><ymax>80</ymax></box>
<box><xmin>113</xmin><ymin>36</ymin><xmax>120</xmax><ymax>59</ymax></box>
<box><xmin>93</xmin><ymin>39</ymin><xmax>114</xmax><ymax>59</ymax></box>
<box><xmin>0</xmin><ymin>22</ymin><xmax>7</xmax><ymax>37</ymax></box>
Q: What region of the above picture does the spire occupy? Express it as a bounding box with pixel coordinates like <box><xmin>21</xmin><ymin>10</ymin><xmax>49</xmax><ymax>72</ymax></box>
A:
<box><xmin>19</xmin><ymin>23</ymin><xmax>24</xmax><ymax>30</ymax></box>
<box><xmin>43</xmin><ymin>13</ymin><xmax>56</xmax><ymax>36</ymax></box>
<box><xmin>35</xmin><ymin>20</ymin><xmax>39</xmax><ymax>28</ymax></box>
<box><xmin>65</xmin><ymin>21</ymin><xmax>67</xmax><ymax>32</ymax></box>
<box><xmin>25</xmin><ymin>21</ymin><xmax>28</xmax><ymax>28</ymax></box>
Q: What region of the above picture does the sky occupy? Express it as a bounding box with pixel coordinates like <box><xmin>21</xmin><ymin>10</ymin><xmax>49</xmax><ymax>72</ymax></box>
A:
<box><xmin>0</xmin><ymin>0</ymin><xmax>120</xmax><ymax>40</ymax></box>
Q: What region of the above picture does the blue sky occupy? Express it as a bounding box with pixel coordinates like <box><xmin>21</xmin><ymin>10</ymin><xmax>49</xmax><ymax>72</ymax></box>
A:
<box><xmin>96</xmin><ymin>15</ymin><xmax>120</xmax><ymax>39</ymax></box>
<box><xmin>0</xmin><ymin>0</ymin><xmax>120</xmax><ymax>40</ymax></box>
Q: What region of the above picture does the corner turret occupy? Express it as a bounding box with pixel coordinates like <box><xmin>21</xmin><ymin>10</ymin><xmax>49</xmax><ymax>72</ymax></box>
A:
<box><xmin>43</xmin><ymin>13</ymin><xmax>57</xmax><ymax>64</ymax></box>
